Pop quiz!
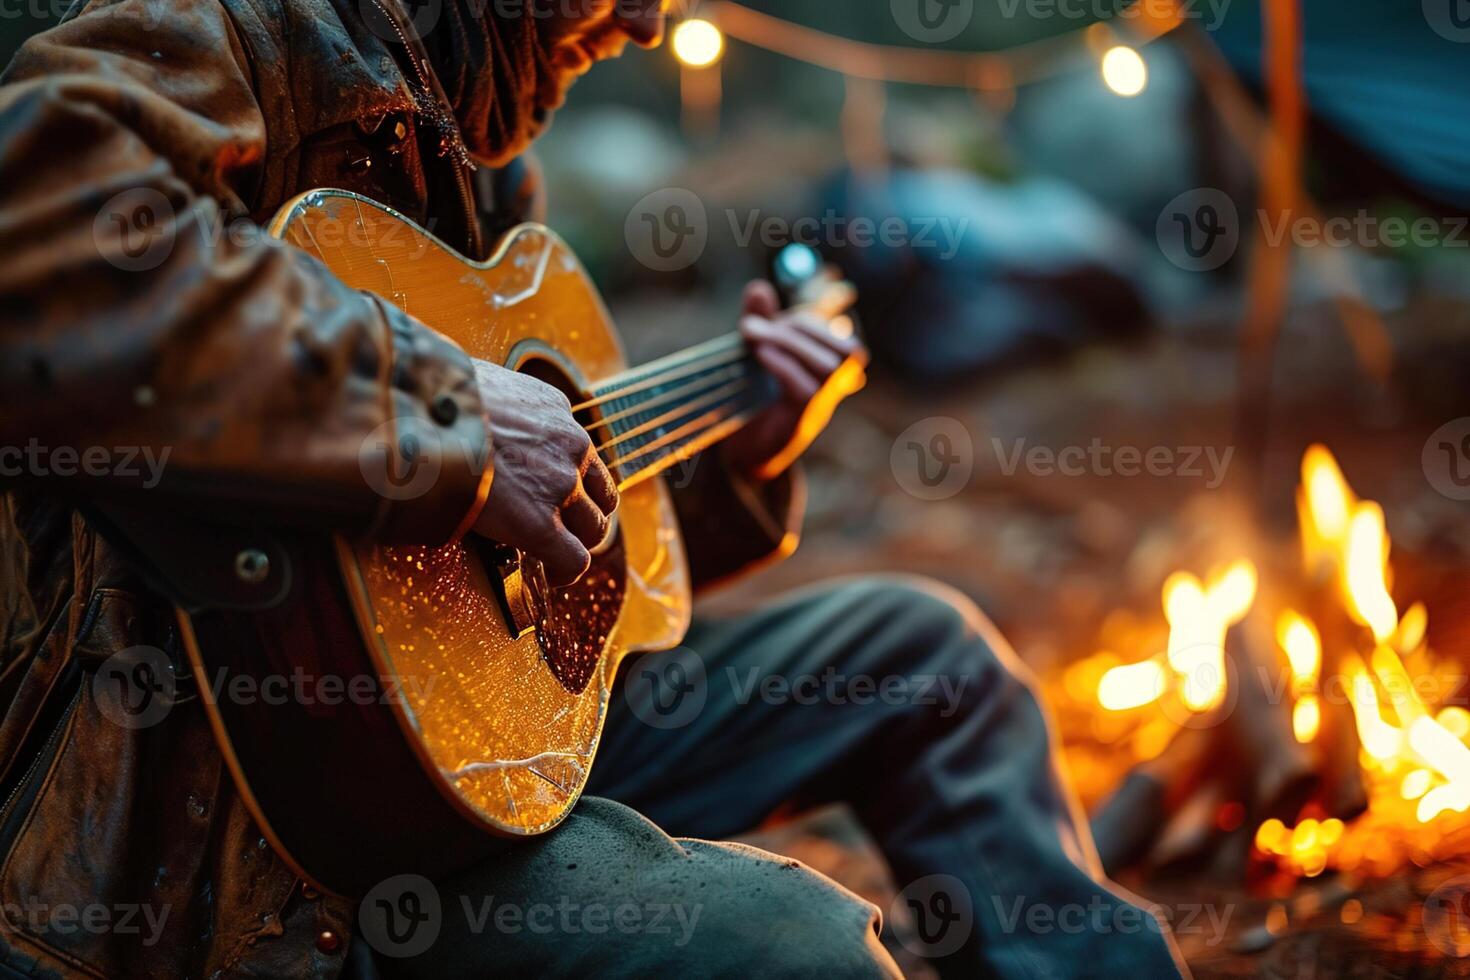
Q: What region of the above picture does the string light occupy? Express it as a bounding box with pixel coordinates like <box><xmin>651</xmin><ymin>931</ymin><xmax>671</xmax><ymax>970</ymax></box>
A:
<box><xmin>672</xmin><ymin>18</ymin><xmax>725</xmax><ymax>69</ymax></box>
<box><xmin>1100</xmin><ymin>45</ymin><xmax>1148</xmax><ymax>97</ymax></box>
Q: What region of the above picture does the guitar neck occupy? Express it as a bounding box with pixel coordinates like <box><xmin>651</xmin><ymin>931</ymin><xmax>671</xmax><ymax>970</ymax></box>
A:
<box><xmin>577</xmin><ymin>333</ymin><xmax>778</xmax><ymax>492</ymax></box>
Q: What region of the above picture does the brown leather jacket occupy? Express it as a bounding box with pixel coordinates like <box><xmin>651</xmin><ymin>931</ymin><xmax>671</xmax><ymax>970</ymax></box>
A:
<box><xmin>0</xmin><ymin>0</ymin><xmax>800</xmax><ymax>975</ymax></box>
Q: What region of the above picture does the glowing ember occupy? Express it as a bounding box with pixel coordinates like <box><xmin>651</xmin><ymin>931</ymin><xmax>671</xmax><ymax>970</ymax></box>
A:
<box><xmin>1345</xmin><ymin>502</ymin><xmax>1397</xmax><ymax>644</ymax></box>
<box><xmin>1299</xmin><ymin>443</ymin><xmax>1355</xmax><ymax>569</ymax></box>
<box><xmin>1277</xmin><ymin>610</ymin><xmax>1322</xmax><ymax>743</ymax></box>
<box><xmin>1097</xmin><ymin>658</ymin><xmax>1168</xmax><ymax>711</ymax></box>
<box><xmin>1164</xmin><ymin>561</ymin><xmax>1257</xmax><ymax>712</ymax></box>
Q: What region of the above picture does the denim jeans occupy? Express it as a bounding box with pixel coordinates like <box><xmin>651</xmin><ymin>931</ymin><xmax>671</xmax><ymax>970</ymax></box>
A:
<box><xmin>364</xmin><ymin>576</ymin><xmax>1187</xmax><ymax>979</ymax></box>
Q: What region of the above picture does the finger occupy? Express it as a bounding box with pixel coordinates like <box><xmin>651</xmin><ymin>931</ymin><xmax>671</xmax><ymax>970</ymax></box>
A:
<box><xmin>580</xmin><ymin>446</ymin><xmax>620</xmax><ymax>516</ymax></box>
<box><xmin>742</xmin><ymin>279</ymin><xmax>780</xmax><ymax>319</ymax></box>
<box><xmin>536</xmin><ymin>524</ymin><xmax>592</xmax><ymax>587</ymax></box>
<box><xmin>754</xmin><ymin>344</ymin><xmax>820</xmax><ymax>404</ymax></box>
<box><xmin>742</xmin><ymin>315</ymin><xmax>842</xmax><ymax>378</ymax></box>
<box><xmin>785</xmin><ymin>312</ymin><xmax>865</xmax><ymax>360</ymax></box>
<box><xmin>562</xmin><ymin>491</ymin><xmax>612</xmax><ymax>551</ymax></box>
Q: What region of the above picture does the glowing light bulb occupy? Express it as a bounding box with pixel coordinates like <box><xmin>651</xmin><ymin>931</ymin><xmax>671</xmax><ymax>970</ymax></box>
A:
<box><xmin>672</xmin><ymin>19</ymin><xmax>724</xmax><ymax>69</ymax></box>
<box><xmin>1101</xmin><ymin>46</ymin><xmax>1147</xmax><ymax>97</ymax></box>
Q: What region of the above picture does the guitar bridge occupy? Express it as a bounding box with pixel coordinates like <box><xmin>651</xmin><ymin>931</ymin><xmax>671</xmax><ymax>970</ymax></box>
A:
<box><xmin>489</xmin><ymin>548</ymin><xmax>542</xmax><ymax>639</ymax></box>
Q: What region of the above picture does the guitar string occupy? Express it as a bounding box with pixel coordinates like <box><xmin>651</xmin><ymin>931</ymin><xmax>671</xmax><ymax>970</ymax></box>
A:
<box><xmin>615</xmin><ymin>406</ymin><xmax>765</xmax><ymax>492</ymax></box>
<box><xmin>583</xmin><ymin>363</ymin><xmax>749</xmax><ymax>432</ymax></box>
<box><xmin>609</xmin><ymin>391</ymin><xmax>768</xmax><ymax>470</ymax></box>
<box><xmin>613</xmin><ymin>395</ymin><xmax>768</xmax><ymax>488</ymax></box>
<box><xmin>570</xmin><ymin>334</ymin><xmax>746</xmax><ymax>412</ymax></box>
<box><xmin>593</xmin><ymin>378</ymin><xmax>756</xmax><ymax>454</ymax></box>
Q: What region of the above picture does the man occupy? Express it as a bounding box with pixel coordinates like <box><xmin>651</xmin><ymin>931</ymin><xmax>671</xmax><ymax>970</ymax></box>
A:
<box><xmin>0</xmin><ymin>0</ymin><xmax>1187</xmax><ymax>976</ymax></box>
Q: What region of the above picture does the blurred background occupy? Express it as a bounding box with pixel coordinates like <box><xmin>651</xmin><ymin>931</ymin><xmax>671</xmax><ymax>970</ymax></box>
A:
<box><xmin>9</xmin><ymin>0</ymin><xmax>1470</xmax><ymax>973</ymax></box>
<box><xmin>531</xmin><ymin>1</ymin><xmax>1470</xmax><ymax>974</ymax></box>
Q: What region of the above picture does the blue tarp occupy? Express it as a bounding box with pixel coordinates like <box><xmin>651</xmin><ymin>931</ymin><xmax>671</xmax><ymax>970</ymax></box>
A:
<box><xmin>1210</xmin><ymin>0</ymin><xmax>1470</xmax><ymax>209</ymax></box>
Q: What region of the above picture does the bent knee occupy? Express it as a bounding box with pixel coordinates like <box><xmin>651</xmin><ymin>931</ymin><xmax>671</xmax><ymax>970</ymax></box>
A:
<box><xmin>832</xmin><ymin>575</ymin><xmax>1040</xmax><ymax>694</ymax></box>
<box><xmin>676</xmin><ymin>840</ymin><xmax>900</xmax><ymax>978</ymax></box>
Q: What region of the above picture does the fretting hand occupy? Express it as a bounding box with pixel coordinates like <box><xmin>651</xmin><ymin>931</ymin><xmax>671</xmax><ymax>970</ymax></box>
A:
<box><xmin>721</xmin><ymin>280</ymin><xmax>868</xmax><ymax>481</ymax></box>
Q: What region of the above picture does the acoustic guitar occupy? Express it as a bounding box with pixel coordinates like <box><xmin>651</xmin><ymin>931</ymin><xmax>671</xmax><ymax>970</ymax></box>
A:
<box><xmin>175</xmin><ymin>189</ymin><xmax>861</xmax><ymax>897</ymax></box>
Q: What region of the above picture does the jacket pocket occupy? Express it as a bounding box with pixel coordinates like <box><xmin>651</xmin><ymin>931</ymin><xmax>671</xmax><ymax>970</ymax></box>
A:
<box><xmin>0</xmin><ymin>589</ymin><xmax>203</xmax><ymax>980</ymax></box>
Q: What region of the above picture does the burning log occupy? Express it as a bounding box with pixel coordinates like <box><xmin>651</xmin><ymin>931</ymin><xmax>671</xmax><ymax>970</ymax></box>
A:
<box><xmin>1091</xmin><ymin>722</ymin><xmax>1213</xmax><ymax>874</ymax></box>
<box><xmin>1073</xmin><ymin>445</ymin><xmax>1470</xmax><ymax>885</ymax></box>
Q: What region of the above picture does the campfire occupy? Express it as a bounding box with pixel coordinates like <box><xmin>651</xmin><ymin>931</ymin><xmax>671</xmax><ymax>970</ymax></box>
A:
<box><xmin>1051</xmin><ymin>445</ymin><xmax>1470</xmax><ymax>888</ymax></box>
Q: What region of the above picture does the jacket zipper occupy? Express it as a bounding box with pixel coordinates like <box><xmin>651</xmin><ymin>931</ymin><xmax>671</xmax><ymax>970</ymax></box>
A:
<box><xmin>0</xmin><ymin>684</ymin><xmax>80</xmax><ymax>833</ymax></box>
<box><xmin>366</xmin><ymin>0</ymin><xmax>482</xmax><ymax>257</ymax></box>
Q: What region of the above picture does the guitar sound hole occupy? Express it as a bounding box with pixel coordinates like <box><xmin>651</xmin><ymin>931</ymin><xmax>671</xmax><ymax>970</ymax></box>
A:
<box><xmin>489</xmin><ymin>355</ymin><xmax>628</xmax><ymax>695</ymax></box>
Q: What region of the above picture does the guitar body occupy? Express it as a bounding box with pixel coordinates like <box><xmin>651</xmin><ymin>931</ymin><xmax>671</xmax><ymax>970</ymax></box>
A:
<box><xmin>178</xmin><ymin>191</ymin><xmax>692</xmax><ymax>897</ymax></box>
